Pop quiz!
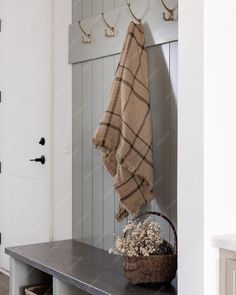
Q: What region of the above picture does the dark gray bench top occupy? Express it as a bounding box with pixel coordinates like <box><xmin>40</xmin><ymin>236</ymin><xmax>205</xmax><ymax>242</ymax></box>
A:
<box><xmin>6</xmin><ymin>239</ymin><xmax>177</xmax><ymax>295</ymax></box>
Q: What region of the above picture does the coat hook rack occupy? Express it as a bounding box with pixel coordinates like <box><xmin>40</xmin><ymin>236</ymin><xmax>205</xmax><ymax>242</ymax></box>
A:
<box><xmin>78</xmin><ymin>20</ymin><xmax>91</xmax><ymax>43</ymax></box>
<box><xmin>101</xmin><ymin>13</ymin><xmax>116</xmax><ymax>38</ymax></box>
<box><xmin>160</xmin><ymin>0</ymin><xmax>175</xmax><ymax>21</ymax></box>
<box><xmin>126</xmin><ymin>0</ymin><xmax>142</xmax><ymax>24</ymax></box>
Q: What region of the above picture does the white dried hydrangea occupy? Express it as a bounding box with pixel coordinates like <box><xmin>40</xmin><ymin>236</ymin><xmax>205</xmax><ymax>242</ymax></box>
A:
<box><xmin>109</xmin><ymin>218</ymin><xmax>163</xmax><ymax>257</ymax></box>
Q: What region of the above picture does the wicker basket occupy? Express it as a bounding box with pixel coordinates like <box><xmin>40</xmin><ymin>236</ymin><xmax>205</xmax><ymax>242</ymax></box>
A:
<box><xmin>122</xmin><ymin>211</ymin><xmax>177</xmax><ymax>285</ymax></box>
<box><xmin>25</xmin><ymin>285</ymin><xmax>52</xmax><ymax>295</ymax></box>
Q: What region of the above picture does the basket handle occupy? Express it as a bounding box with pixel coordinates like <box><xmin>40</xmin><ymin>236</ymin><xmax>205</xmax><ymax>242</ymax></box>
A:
<box><xmin>130</xmin><ymin>211</ymin><xmax>177</xmax><ymax>254</ymax></box>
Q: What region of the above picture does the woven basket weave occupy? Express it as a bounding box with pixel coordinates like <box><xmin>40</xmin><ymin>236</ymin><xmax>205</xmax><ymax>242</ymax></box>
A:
<box><xmin>122</xmin><ymin>211</ymin><xmax>177</xmax><ymax>285</ymax></box>
<box><xmin>25</xmin><ymin>285</ymin><xmax>52</xmax><ymax>295</ymax></box>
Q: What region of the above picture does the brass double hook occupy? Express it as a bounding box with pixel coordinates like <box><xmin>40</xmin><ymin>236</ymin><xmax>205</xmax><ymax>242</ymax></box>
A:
<box><xmin>78</xmin><ymin>20</ymin><xmax>91</xmax><ymax>43</ymax></box>
<box><xmin>79</xmin><ymin>14</ymin><xmax>116</xmax><ymax>42</ymax></box>
<box><xmin>160</xmin><ymin>0</ymin><xmax>175</xmax><ymax>21</ymax></box>
<box><xmin>101</xmin><ymin>13</ymin><xmax>116</xmax><ymax>38</ymax></box>
<box><xmin>126</xmin><ymin>0</ymin><xmax>175</xmax><ymax>23</ymax></box>
<box><xmin>126</xmin><ymin>0</ymin><xmax>142</xmax><ymax>24</ymax></box>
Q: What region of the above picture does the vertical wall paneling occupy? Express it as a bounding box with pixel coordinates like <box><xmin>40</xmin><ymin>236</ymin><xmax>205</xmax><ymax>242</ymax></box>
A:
<box><xmin>103</xmin><ymin>0</ymin><xmax>115</xmax><ymax>12</ymax></box>
<box><xmin>72</xmin><ymin>0</ymin><xmax>82</xmax><ymax>241</ymax></box>
<box><xmin>72</xmin><ymin>64</ymin><xmax>83</xmax><ymax>241</ymax></box>
<box><xmin>92</xmin><ymin>0</ymin><xmax>102</xmax><ymax>15</ymax></box>
<box><xmin>169</xmin><ymin>41</ymin><xmax>178</xmax><ymax>244</ymax></box>
<box><xmin>92</xmin><ymin>58</ymin><xmax>104</xmax><ymax>248</ymax></box>
<box><xmin>72</xmin><ymin>0</ymin><xmax>178</xmax><ymax>251</ymax></box>
<box><xmin>102</xmin><ymin>0</ymin><xmax>116</xmax><ymax>252</ymax></box>
<box><xmin>72</xmin><ymin>0</ymin><xmax>81</xmax><ymax>22</ymax></box>
<box><xmin>81</xmin><ymin>0</ymin><xmax>93</xmax><ymax>246</ymax></box>
<box><xmin>147</xmin><ymin>44</ymin><xmax>171</xmax><ymax>240</ymax></box>
<box><xmin>114</xmin><ymin>54</ymin><xmax>127</xmax><ymax>238</ymax></box>
<box><xmin>103</xmin><ymin>57</ymin><xmax>116</xmax><ymax>250</ymax></box>
<box><xmin>115</xmin><ymin>0</ymin><xmax>125</xmax><ymax>8</ymax></box>
<box><xmin>91</xmin><ymin>0</ymin><xmax>104</xmax><ymax>250</ymax></box>
<box><xmin>82</xmin><ymin>0</ymin><xmax>92</xmax><ymax>19</ymax></box>
<box><xmin>82</xmin><ymin>61</ymin><xmax>93</xmax><ymax>245</ymax></box>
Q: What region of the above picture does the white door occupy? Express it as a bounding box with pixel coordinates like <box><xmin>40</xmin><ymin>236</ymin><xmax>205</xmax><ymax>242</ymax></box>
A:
<box><xmin>0</xmin><ymin>0</ymin><xmax>52</xmax><ymax>271</ymax></box>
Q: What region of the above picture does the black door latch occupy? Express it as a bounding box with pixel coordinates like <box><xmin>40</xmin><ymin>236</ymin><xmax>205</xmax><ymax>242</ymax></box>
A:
<box><xmin>30</xmin><ymin>156</ymin><xmax>46</xmax><ymax>165</ymax></box>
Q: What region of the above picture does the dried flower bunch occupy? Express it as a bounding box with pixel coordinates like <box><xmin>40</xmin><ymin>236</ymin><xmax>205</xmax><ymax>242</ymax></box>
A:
<box><xmin>109</xmin><ymin>218</ymin><xmax>163</xmax><ymax>257</ymax></box>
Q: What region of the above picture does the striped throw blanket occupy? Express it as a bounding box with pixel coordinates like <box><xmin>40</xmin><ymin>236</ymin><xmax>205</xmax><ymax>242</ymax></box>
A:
<box><xmin>92</xmin><ymin>21</ymin><xmax>155</xmax><ymax>222</ymax></box>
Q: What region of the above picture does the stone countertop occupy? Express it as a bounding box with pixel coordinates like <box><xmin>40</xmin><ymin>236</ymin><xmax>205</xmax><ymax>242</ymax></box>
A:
<box><xmin>212</xmin><ymin>234</ymin><xmax>236</xmax><ymax>252</ymax></box>
<box><xmin>6</xmin><ymin>239</ymin><xmax>177</xmax><ymax>295</ymax></box>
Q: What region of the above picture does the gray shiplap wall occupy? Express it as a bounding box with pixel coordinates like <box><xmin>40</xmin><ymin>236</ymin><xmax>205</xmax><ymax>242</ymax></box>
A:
<box><xmin>72</xmin><ymin>0</ymin><xmax>178</xmax><ymax>251</ymax></box>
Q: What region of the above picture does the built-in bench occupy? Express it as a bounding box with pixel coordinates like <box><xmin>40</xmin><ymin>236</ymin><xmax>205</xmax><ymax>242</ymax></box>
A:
<box><xmin>6</xmin><ymin>240</ymin><xmax>177</xmax><ymax>295</ymax></box>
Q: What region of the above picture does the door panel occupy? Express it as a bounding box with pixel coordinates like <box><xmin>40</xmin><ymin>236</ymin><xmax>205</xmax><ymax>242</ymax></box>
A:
<box><xmin>0</xmin><ymin>0</ymin><xmax>51</xmax><ymax>271</ymax></box>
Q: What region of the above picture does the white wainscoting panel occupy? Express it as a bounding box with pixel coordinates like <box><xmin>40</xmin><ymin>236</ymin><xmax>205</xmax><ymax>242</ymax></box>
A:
<box><xmin>72</xmin><ymin>0</ymin><xmax>178</xmax><ymax>251</ymax></box>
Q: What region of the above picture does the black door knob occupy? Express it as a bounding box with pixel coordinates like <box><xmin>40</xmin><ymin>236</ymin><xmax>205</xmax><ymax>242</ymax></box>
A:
<box><xmin>30</xmin><ymin>156</ymin><xmax>46</xmax><ymax>165</ymax></box>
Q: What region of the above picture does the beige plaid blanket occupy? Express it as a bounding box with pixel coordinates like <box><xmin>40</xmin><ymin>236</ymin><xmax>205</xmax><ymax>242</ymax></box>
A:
<box><xmin>92</xmin><ymin>21</ymin><xmax>154</xmax><ymax>222</ymax></box>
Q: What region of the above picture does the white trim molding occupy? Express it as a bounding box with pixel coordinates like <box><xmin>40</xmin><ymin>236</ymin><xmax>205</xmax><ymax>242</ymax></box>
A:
<box><xmin>52</xmin><ymin>0</ymin><xmax>73</xmax><ymax>240</ymax></box>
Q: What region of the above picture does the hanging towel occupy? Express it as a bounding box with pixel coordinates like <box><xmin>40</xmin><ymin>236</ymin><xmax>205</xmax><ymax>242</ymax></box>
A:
<box><xmin>92</xmin><ymin>21</ymin><xmax>154</xmax><ymax>222</ymax></box>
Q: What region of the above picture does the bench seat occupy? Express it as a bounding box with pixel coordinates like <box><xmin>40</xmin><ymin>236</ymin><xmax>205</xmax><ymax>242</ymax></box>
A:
<box><xmin>6</xmin><ymin>239</ymin><xmax>177</xmax><ymax>295</ymax></box>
